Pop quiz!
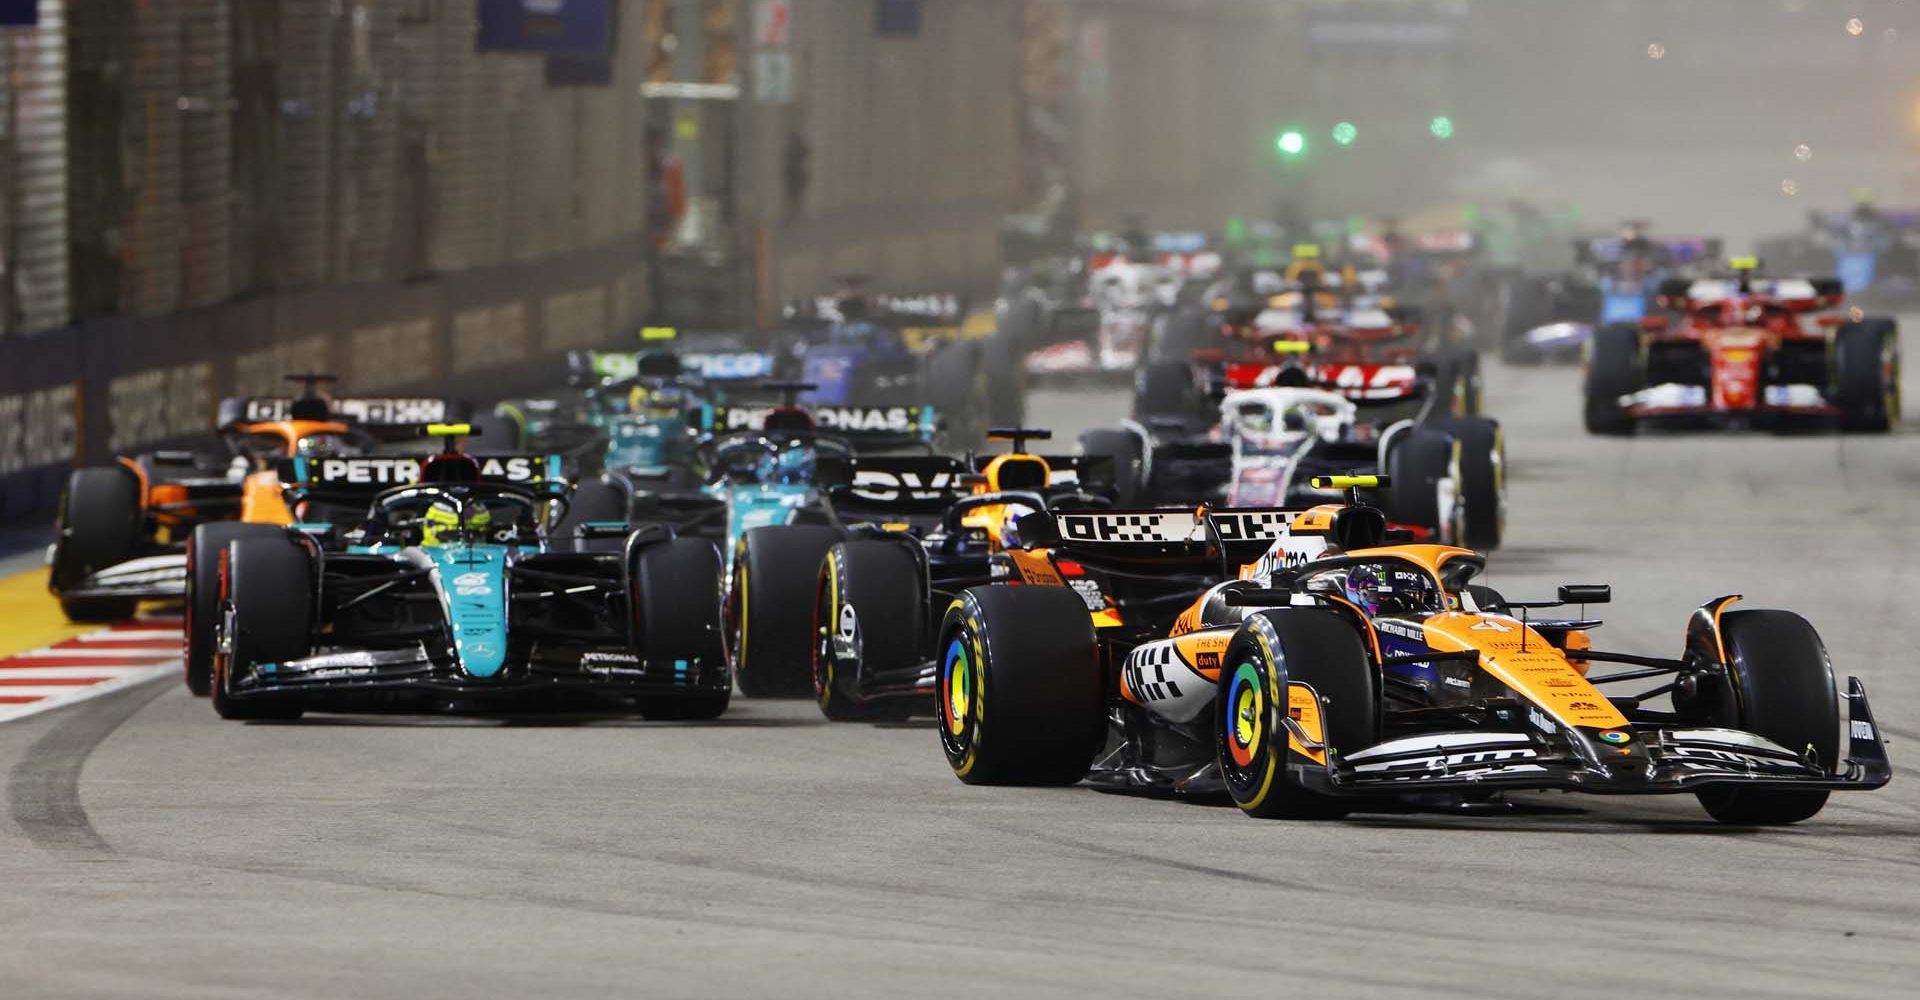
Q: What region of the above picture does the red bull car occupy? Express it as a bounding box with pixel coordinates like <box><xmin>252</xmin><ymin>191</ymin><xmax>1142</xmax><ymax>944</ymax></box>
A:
<box><xmin>1584</xmin><ymin>260</ymin><xmax>1900</xmax><ymax>434</ymax></box>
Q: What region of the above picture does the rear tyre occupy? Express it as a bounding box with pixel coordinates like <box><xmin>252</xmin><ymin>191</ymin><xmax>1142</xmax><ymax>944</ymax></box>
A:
<box><xmin>185</xmin><ymin>522</ymin><xmax>282</xmax><ymax>695</ymax></box>
<box><xmin>1834</xmin><ymin>318</ymin><xmax>1899</xmax><ymax>432</ymax></box>
<box><xmin>1499</xmin><ymin>278</ymin><xmax>1549</xmax><ymax>365</ymax></box>
<box><xmin>928</xmin><ymin>341</ymin><xmax>989</xmax><ymax>449</ymax></box>
<box><xmin>1076</xmin><ymin>428</ymin><xmax>1145</xmax><ymax>507</ymax></box>
<box><xmin>814</xmin><ymin>541</ymin><xmax>923</xmax><ymax>722</ymax></box>
<box><xmin>1384</xmin><ymin>427</ymin><xmax>1455</xmax><ymax>536</ymax></box>
<box><xmin>50</xmin><ymin>467</ymin><xmax>143</xmax><ymax>623</ymax></box>
<box><xmin>984</xmin><ymin>312</ymin><xmax>1030</xmax><ymax>428</ymax></box>
<box><xmin>937</xmin><ymin>586</ymin><xmax>1104</xmax><ymax>785</ymax></box>
<box><xmin>1218</xmin><ymin>610</ymin><xmax>1378</xmax><ymax>819</ymax></box>
<box><xmin>555</xmin><ymin>477</ymin><xmax>630</xmax><ymax>538</ymax></box>
<box><xmin>466</xmin><ymin>409</ymin><xmax>525</xmax><ymax>452</ymax></box>
<box><xmin>633</xmin><ymin>537</ymin><xmax>728</xmax><ymax>719</ymax></box>
<box><xmin>1133</xmin><ymin>361</ymin><xmax>1197</xmax><ymax>420</ymax></box>
<box><xmin>213</xmin><ymin>535</ymin><xmax>310</xmax><ymax>721</ymax></box>
<box><xmin>1427</xmin><ymin>416</ymin><xmax>1504</xmax><ymax>551</ymax></box>
<box><xmin>1692</xmin><ymin>610</ymin><xmax>1839</xmax><ymax>825</ymax></box>
<box><xmin>1148</xmin><ymin>309</ymin><xmax>1209</xmax><ymax>365</ymax></box>
<box><xmin>731</xmin><ymin>525</ymin><xmax>846</xmax><ymax>698</ymax></box>
<box><xmin>1444</xmin><ymin>348</ymin><xmax>1483</xmax><ymax>416</ymax></box>
<box><xmin>1584</xmin><ymin>323</ymin><xmax>1641</xmax><ymax>436</ymax></box>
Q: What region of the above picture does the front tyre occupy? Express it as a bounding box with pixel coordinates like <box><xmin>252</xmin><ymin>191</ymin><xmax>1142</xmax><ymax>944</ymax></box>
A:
<box><xmin>937</xmin><ymin>586</ymin><xmax>1104</xmax><ymax>785</ymax></box>
<box><xmin>731</xmin><ymin>525</ymin><xmax>846</xmax><ymax>698</ymax></box>
<box><xmin>1834</xmin><ymin>318</ymin><xmax>1899</xmax><ymax>432</ymax></box>
<box><xmin>50</xmin><ymin>467</ymin><xmax>143</xmax><ymax>623</ymax></box>
<box><xmin>1426</xmin><ymin>416</ymin><xmax>1504</xmax><ymax>551</ymax></box>
<box><xmin>1692</xmin><ymin>610</ymin><xmax>1839</xmax><ymax>825</ymax></box>
<box><xmin>212</xmin><ymin>535</ymin><xmax>311</xmax><ymax>721</ymax></box>
<box><xmin>633</xmin><ymin>536</ymin><xmax>729</xmax><ymax>720</ymax></box>
<box><xmin>1218</xmin><ymin>610</ymin><xmax>1378</xmax><ymax>819</ymax></box>
<box><xmin>1584</xmin><ymin>322</ymin><xmax>1641</xmax><ymax>436</ymax></box>
<box><xmin>814</xmin><ymin>540</ymin><xmax>923</xmax><ymax>722</ymax></box>
<box><xmin>186</xmin><ymin>522</ymin><xmax>283</xmax><ymax>696</ymax></box>
<box><xmin>1383</xmin><ymin>427</ymin><xmax>1455</xmax><ymax>537</ymax></box>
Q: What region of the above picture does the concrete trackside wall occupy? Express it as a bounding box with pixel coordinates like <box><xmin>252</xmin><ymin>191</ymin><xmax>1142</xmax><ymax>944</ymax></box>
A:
<box><xmin>0</xmin><ymin>238</ymin><xmax>647</xmax><ymax>522</ymax></box>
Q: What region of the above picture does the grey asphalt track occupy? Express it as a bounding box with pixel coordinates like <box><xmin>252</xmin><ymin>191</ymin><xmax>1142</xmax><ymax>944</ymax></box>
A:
<box><xmin>3</xmin><ymin>344</ymin><xmax>1918</xmax><ymax>1000</ymax></box>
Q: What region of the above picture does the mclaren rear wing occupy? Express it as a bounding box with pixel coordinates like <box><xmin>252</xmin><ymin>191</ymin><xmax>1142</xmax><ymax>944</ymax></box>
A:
<box><xmin>1011</xmin><ymin>506</ymin><xmax>1332</xmax><ymax>576</ymax></box>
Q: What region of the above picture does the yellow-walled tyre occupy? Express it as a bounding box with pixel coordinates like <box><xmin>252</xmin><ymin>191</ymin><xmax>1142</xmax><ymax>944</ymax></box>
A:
<box><xmin>1218</xmin><ymin>610</ymin><xmax>1377</xmax><ymax>820</ymax></box>
<box><xmin>936</xmin><ymin>586</ymin><xmax>1103</xmax><ymax>785</ymax></box>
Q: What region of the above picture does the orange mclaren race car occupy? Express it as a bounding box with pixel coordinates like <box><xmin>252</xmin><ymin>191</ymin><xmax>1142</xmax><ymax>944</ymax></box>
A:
<box><xmin>935</xmin><ymin>477</ymin><xmax>1890</xmax><ymax>825</ymax></box>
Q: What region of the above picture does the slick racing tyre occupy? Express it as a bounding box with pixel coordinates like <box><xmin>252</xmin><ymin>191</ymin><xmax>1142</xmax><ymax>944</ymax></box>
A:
<box><xmin>186</xmin><ymin>522</ymin><xmax>283</xmax><ymax>696</ymax></box>
<box><xmin>1689</xmin><ymin>610</ymin><xmax>1839</xmax><ymax>825</ymax></box>
<box><xmin>937</xmin><ymin>586</ymin><xmax>1104</xmax><ymax>785</ymax></box>
<box><xmin>213</xmin><ymin>535</ymin><xmax>311</xmax><ymax>721</ymax></box>
<box><xmin>466</xmin><ymin>408</ymin><xmax>525</xmax><ymax>452</ymax></box>
<box><xmin>1384</xmin><ymin>427</ymin><xmax>1457</xmax><ymax>539</ymax></box>
<box><xmin>634</xmin><ymin>537</ymin><xmax>729</xmax><ymax>721</ymax></box>
<box><xmin>987</xmin><ymin>301</ymin><xmax>1034</xmax><ymax>427</ymax></box>
<box><xmin>554</xmin><ymin>476</ymin><xmax>630</xmax><ymax>540</ymax></box>
<box><xmin>50</xmin><ymin>467</ymin><xmax>143</xmax><ymax>623</ymax></box>
<box><xmin>1583</xmin><ymin>323</ymin><xmax>1641</xmax><ymax>436</ymax></box>
<box><xmin>1147</xmin><ymin>308</ymin><xmax>1209</xmax><ymax>366</ymax></box>
<box><xmin>1440</xmin><ymin>347</ymin><xmax>1484</xmax><ymax>417</ymax></box>
<box><xmin>928</xmin><ymin>340</ymin><xmax>991</xmax><ymax>450</ymax></box>
<box><xmin>1834</xmin><ymin>318</ymin><xmax>1899</xmax><ymax>432</ymax></box>
<box><xmin>1499</xmin><ymin>277</ymin><xmax>1550</xmax><ymax>365</ymax></box>
<box><xmin>731</xmin><ymin>525</ymin><xmax>846</xmax><ymax>698</ymax></box>
<box><xmin>1426</xmin><ymin>416</ymin><xmax>1504</xmax><ymax>551</ymax></box>
<box><xmin>1075</xmin><ymin>428</ymin><xmax>1145</xmax><ymax>507</ymax></box>
<box><xmin>1133</xmin><ymin>361</ymin><xmax>1198</xmax><ymax>420</ymax></box>
<box><xmin>814</xmin><ymin>540</ymin><xmax>922</xmax><ymax>722</ymax></box>
<box><xmin>1218</xmin><ymin>609</ymin><xmax>1378</xmax><ymax>820</ymax></box>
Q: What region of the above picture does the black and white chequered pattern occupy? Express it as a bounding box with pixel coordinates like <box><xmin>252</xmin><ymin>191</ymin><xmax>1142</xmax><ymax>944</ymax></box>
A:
<box><xmin>1057</xmin><ymin>512</ymin><xmax>1203</xmax><ymax>544</ymax></box>
<box><xmin>1123</xmin><ymin>643</ymin><xmax>1183</xmax><ymax>702</ymax></box>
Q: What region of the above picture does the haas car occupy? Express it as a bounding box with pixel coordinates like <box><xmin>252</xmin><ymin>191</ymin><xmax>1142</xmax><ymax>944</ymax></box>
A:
<box><xmin>50</xmin><ymin>374</ymin><xmax>462</xmax><ymax>623</ymax></box>
<box><xmin>207</xmin><ymin>426</ymin><xmax>728</xmax><ymax>721</ymax></box>
<box><xmin>1585</xmin><ymin>258</ymin><xmax>1900</xmax><ymax>434</ymax></box>
<box><xmin>935</xmin><ymin>479</ymin><xmax>1890</xmax><ymax>825</ymax></box>
<box><xmin>1082</xmin><ymin>245</ymin><xmax>1503</xmax><ymax>550</ymax></box>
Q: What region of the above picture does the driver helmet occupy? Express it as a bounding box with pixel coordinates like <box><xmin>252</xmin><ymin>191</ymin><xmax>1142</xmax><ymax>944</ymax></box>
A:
<box><xmin>1343</xmin><ymin>565</ymin><xmax>1386</xmax><ymax>616</ymax></box>
<box><xmin>1280</xmin><ymin>401</ymin><xmax>1319</xmax><ymax>433</ymax></box>
<box><xmin>756</xmin><ymin>443</ymin><xmax>817</xmax><ymax>485</ymax></box>
<box><xmin>421</xmin><ymin>499</ymin><xmax>491</xmax><ymax>546</ymax></box>
<box><xmin>294</xmin><ymin>433</ymin><xmax>357</xmax><ymax>460</ymax></box>
<box><xmin>628</xmin><ymin>383</ymin><xmax>685</xmax><ymax>418</ymax></box>
<box><xmin>1345</xmin><ymin>565</ymin><xmax>1437</xmax><ymax>616</ymax></box>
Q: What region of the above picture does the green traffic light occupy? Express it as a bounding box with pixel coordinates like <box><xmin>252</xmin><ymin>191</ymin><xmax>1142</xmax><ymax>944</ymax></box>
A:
<box><xmin>1429</xmin><ymin>115</ymin><xmax>1454</xmax><ymax>140</ymax></box>
<box><xmin>1332</xmin><ymin>121</ymin><xmax>1357</xmax><ymax>146</ymax></box>
<box><xmin>1276</xmin><ymin>130</ymin><xmax>1306</xmax><ymax>157</ymax></box>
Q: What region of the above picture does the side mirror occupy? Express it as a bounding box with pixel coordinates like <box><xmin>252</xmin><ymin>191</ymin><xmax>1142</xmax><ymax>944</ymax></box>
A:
<box><xmin>1558</xmin><ymin>584</ymin><xmax>1611</xmax><ymax>605</ymax></box>
<box><xmin>1009</xmin><ymin>510</ymin><xmax>1059</xmax><ymax>549</ymax></box>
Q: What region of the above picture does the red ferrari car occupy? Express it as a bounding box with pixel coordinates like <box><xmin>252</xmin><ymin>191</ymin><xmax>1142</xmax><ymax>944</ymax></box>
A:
<box><xmin>1584</xmin><ymin>260</ymin><xmax>1900</xmax><ymax>434</ymax></box>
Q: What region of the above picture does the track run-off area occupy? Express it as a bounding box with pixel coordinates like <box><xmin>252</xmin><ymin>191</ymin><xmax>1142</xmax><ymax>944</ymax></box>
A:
<box><xmin>2</xmin><ymin>331</ymin><xmax>1918</xmax><ymax>999</ymax></box>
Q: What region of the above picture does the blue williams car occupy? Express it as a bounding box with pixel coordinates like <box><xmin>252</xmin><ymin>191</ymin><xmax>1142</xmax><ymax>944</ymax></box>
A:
<box><xmin>208</xmin><ymin>428</ymin><xmax>729</xmax><ymax>721</ymax></box>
